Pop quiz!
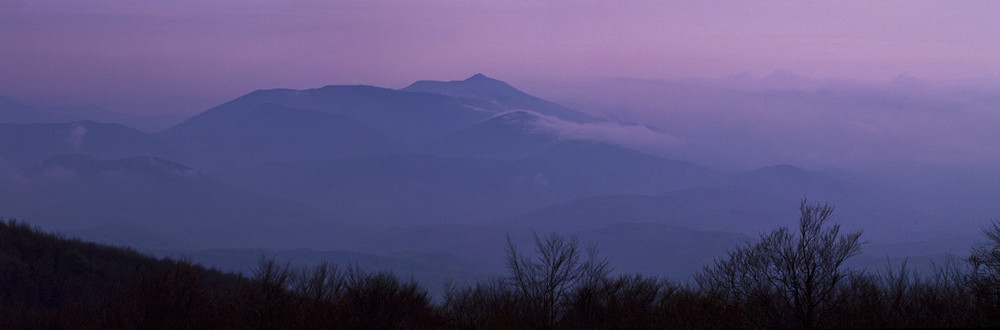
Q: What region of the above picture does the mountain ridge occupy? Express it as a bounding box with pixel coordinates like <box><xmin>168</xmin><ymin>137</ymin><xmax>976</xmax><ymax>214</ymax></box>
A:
<box><xmin>401</xmin><ymin>74</ymin><xmax>598</xmax><ymax>123</ymax></box>
<box><xmin>0</xmin><ymin>95</ymin><xmax>60</xmax><ymax>123</ymax></box>
<box><xmin>1</xmin><ymin>154</ymin><xmax>367</xmax><ymax>249</ymax></box>
<box><xmin>163</xmin><ymin>84</ymin><xmax>491</xmax><ymax>145</ymax></box>
<box><xmin>0</xmin><ymin>120</ymin><xmax>176</xmax><ymax>169</ymax></box>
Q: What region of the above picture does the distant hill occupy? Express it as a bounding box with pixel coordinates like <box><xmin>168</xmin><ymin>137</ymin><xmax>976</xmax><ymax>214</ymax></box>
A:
<box><xmin>330</xmin><ymin>222</ymin><xmax>748</xmax><ymax>281</ymax></box>
<box><xmin>0</xmin><ymin>95</ymin><xmax>59</xmax><ymax>123</ymax></box>
<box><xmin>574</xmin><ymin>223</ymin><xmax>750</xmax><ymax>279</ymax></box>
<box><xmin>214</xmin><ymin>153</ymin><xmax>552</xmax><ymax>227</ymax></box>
<box><xmin>731</xmin><ymin>164</ymin><xmax>852</xmax><ymax>193</ymax></box>
<box><xmin>401</xmin><ymin>74</ymin><xmax>598</xmax><ymax>123</ymax></box>
<box><xmin>517</xmin><ymin>140</ymin><xmax>726</xmax><ymax>196</ymax></box>
<box><xmin>0</xmin><ymin>154</ymin><xmax>365</xmax><ymax>249</ymax></box>
<box><xmin>39</xmin><ymin>104</ymin><xmax>186</xmax><ymax>133</ymax></box>
<box><xmin>0</xmin><ymin>95</ymin><xmax>186</xmax><ymax>130</ymax></box>
<box><xmin>505</xmin><ymin>163</ymin><xmax>906</xmax><ymax>236</ymax></box>
<box><xmin>0</xmin><ymin>120</ymin><xmax>176</xmax><ymax>169</ymax></box>
<box><xmin>159</xmin><ymin>103</ymin><xmax>398</xmax><ymax>168</ymax></box>
<box><xmin>215</xmin><ymin>141</ymin><xmax>724</xmax><ymax>227</ymax></box>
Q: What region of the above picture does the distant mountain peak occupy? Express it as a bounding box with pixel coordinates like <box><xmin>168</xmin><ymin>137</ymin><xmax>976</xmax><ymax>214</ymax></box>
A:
<box><xmin>463</xmin><ymin>73</ymin><xmax>507</xmax><ymax>86</ymax></box>
<box><xmin>401</xmin><ymin>75</ymin><xmax>597</xmax><ymax>123</ymax></box>
<box><xmin>466</xmin><ymin>73</ymin><xmax>490</xmax><ymax>81</ymax></box>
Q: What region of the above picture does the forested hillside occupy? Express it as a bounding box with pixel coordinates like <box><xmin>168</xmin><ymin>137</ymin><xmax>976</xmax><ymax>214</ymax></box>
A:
<box><xmin>0</xmin><ymin>219</ymin><xmax>441</xmax><ymax>328</ymax></box>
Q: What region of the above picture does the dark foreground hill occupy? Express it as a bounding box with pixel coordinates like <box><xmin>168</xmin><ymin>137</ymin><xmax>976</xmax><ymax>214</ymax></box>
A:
<box><xmin>0</xmin><ymin>219</ymin><xmax>242</xmax><ymax>327</ymax></box>
<box><xmin>0</xmin><ymin>219</ymin><xmax>444</xmax><ymax>328</ymax></box>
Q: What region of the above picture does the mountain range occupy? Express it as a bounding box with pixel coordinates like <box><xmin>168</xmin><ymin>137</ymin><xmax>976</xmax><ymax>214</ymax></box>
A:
<box><xmin>0</xmin><ymin>74</ymin><xmax>965</xmax><ymax>285</ymax></box>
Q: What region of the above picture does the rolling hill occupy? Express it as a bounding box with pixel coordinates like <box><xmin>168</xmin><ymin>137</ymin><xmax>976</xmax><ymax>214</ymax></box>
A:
<box><xmin>505</xmin><ymin>163</ymin><xmax>918</xmax><ymax>239</ymax></box>
<box><xmin>214</xmin><ymin>141</ymin><xmax>725</xmax><ymax>227</ymax></box>
<box><xmin>0</xmin><ymin>120</ymin><xmax>176</xmax><ymax>169</ymax></box>
<box><xmin>0</xmin><ymin>95</ymin><xmax>59</xmax><ymax>123</ymax></box>
<box><xmin>0</xmin><ymin>154</ymin><xmax>365</xmax><ymax>249</ymax></box>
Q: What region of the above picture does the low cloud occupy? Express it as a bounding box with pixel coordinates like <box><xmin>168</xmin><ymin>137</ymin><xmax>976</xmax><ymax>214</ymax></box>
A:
<box><xmin>68</xmin><ymin>125</ymin><xmax>87</xmax><ymax>150</ymax></box>
<box><xmin>515</xmin><ymin>110</ymin><xmax>684</xmax><ymax>154</ymax></box>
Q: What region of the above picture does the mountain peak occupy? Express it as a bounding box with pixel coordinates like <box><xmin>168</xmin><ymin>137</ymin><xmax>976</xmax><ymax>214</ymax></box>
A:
<box><xmin>465</xmin><ymin>73</ymin><xmax>492</xmax><ymax>81</ymax></box>
<box><xmin>401</xmin><ymin>75</ymin><xmax>597</xmax><ymax>123</ymax></box>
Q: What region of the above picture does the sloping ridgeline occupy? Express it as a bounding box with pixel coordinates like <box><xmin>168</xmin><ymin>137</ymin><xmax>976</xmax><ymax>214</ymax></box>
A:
<box><xmin>0</xmin><ymin>219</ymin><xmax>240</xmax><ymax>327</ymax></box>
<box><xmin>0</xmin><ymin>219</ymin><xmax>445</xmax><ymax>328</ymax></box>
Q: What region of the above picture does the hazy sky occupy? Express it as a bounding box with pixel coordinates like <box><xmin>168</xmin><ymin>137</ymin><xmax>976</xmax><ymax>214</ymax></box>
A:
<box><xmin>2</xmin><ymin>1</ymin><xmax>1000</xmax><ymax>114</ymax></box>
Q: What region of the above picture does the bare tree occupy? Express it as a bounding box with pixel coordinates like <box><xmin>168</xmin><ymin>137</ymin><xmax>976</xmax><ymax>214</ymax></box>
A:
<box><xmin>697</xmin><ymin>199</ymin><xmax>864</xmax><ymax>328</ymax></box>
<box><xmin>967</xmin><ymin>219</ymin><xmax>1000</xmax><ymax>314</ymax></box>
<box><xmin>292</xmin><ymin>261</ymin><xmax>345</xmax><ymax>303</ymax></box>
<box><xmin>969</xmin><ymin>220</ymin><xmax>1000</xmax><ymax>282</ymax></box>
<box><xmin>504</xmin><ymin>232</ymin><xmax>610</xmax><ymax>328</ymax></box>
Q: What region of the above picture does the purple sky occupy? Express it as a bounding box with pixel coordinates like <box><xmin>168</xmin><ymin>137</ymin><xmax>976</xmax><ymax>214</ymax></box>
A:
<box><xmin>2</xmin><ymin>1</ymin><xmax>1000</xmax><ymax>114</ymax></box>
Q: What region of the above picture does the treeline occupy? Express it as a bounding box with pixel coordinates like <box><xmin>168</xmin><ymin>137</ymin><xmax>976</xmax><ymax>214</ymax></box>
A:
<box><xmin>3</xmin><ymin>200</ymin><xmax>1000</xmax><ymax>328</ymax></box>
